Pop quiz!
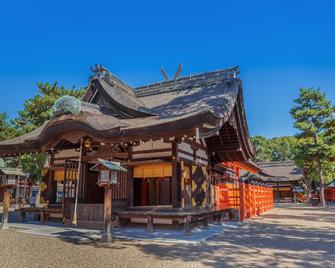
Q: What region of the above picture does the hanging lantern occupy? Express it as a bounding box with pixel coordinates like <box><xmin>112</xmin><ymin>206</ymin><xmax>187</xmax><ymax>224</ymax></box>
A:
<box><xmin>83</xmin><ymin>138</ymin><xmax>92</xmax><ymax>149</ymax></box>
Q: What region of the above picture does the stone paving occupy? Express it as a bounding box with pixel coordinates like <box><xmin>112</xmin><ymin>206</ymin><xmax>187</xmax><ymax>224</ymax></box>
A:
<box><xmin>0</xmin><ymin>204</ymin><xmax>334</xmax><ymax>267</ymax></box>
<box><xmin>8</xmin><ymin>220</ymin><xmax>239</xmax><ymax>244</ymax></box>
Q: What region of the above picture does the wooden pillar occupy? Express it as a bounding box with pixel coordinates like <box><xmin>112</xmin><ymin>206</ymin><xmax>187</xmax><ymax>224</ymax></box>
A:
<box><xmin>251</xmin><ymin>183</ymin><xmax>255</xmax><ymax>217</ymax></box>
<box><xmin>203</xmin><ymin>214</ymin><xmax>209</xmax><ymax>228</ymax></box>
<box><xmin>15</xmin><ymin>177</ymin><xmax>20</xmax><ymax>205</ymax></box>
<box><xmin>171</xmin><ymin>140</ymin><xmax>179</xmax><ymax>208</ymax></box>
<box><xmin>146</xmin><ymin>215</ymin><xmax>154</xmax><ymax>232</ymax></box>
<box><xmin>141</xmin><ymin>179</ymin><xmax>147</xmax><ymax>206</ymax></box>
<box><xmin>181</xmin><ymin>161</ymin><xmax>185</xmax><ymax>208</ymax></box>
<box><xmin>184</xmin><ymin>215</ymin><xmax>192</xmax><ymax>235</ymax></box>
<box><xmin>276</xmin><ymin>181</ymin><xmax>280</xmax><ymax>203</ymax></box>
<box><xmin>127</xmin><ymin>146</ymin><xmax>133</xmax><ymax>207</ymax></box>
<box><xmin>239</xmin><ymin>179</ymin><xmax>245</xmax><ymax>222</ymax></box>
<box><xmin>102</xmin><ymin>186</ymin><xmax>113</xmax><ymax>242</ymax></box>
<box><xmin>23</xmin><ymin>178</ymin><xmax>27</xmax><ymax>205</ymax></box>
<box><xmin>1</xmin><ymin>188</ymin><xmax>10</xmax><ymax>230</ymax></box>
<box><xmin>245</xmin><ymin>182</ymin><xmax>249</xmax><ymax>219</ymax></box>
<box><xmin>44</xmin><ymin>155</ymin><xmax>55</xmax><ymax>204</ymax></box>
<box><xmin>72</xmin><ymin>140</ymin><xmax>84</xmax><ymax>226</ymax></box>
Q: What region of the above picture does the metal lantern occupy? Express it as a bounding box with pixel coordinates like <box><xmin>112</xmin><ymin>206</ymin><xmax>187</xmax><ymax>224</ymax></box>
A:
<box><xmin>90</xmin><ymin>158</ymin><xmax>127</xmax><ymax>243</ymax></box>
<box><xmin>91</xmin><ymin>158</ymin><xmax>127</xmax><ymax>188</ymax></box>
<box><xmin>98</xmin><ymin>169</ymin><xmax>118</xmax><ymax>187</ymax></box>
<box><xmin>83</xmin><ymin>138</ymin><xmax>93</xmax><ymax>149</ymax></box>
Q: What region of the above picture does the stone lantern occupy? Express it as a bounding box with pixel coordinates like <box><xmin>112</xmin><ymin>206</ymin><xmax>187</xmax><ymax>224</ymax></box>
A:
<box><xmin>91</xmin><ymin>158</ymin><xmax>127</xmax><ymax>242</ymax></box>
<box><xmin>0</xmin><ymin>178</ymin><xmax>16</xmax><ymax>230</ymax></box>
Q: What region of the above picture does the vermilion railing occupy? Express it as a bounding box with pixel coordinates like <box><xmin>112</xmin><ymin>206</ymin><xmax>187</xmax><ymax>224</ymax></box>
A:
<box><xmin>215</xmin><ymin>181</ymin><xmax>274</xmax><ymax>221</ymax></box>
<box><xmin>325</xmin><ymin>188</ymin><xmax>335</xmax><ymax>201</ymax></box>
<box><xmin>215</xmin><ymin>181</ymin><xmax>240</xmax><ymax>210</ymax></box>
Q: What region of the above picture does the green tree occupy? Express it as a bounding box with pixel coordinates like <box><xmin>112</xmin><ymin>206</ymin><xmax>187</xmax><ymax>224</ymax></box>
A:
<box><xmin>251</xmin><ymin>136</ymin><xmax>272</xmax><ymax>162</ymax></box>
<box><xmin>0</xmin><ymin>112</ymin><xmax>20</xmax><ymax>168</ymax></box>
<box><xmin>290</xmin><ymin>88</ymin><xmax>335</xmax><ymax>207</ymax></box>
<box><xmin>3</xmin><ymin>82</ymin><xmax>85</xmax><ymax>181</ymax></box>
<box><xmin>270</xmin><ymin>136</ymin><xmax>298</xmax><ymax>161</ymax></box>
<box><xmin>0</xmin><ymin>112</ymin><xmax>17</xmax><ymax>140</ymax></box>
<box><xmin>251</xmin><ymin>135</ymin><xmax>298</xmax><ymax>162</ymax></box>
<box><xmin>12</xmin><ymin>82</ymin><xmax>85</xmax><ymax>134</ymax></box>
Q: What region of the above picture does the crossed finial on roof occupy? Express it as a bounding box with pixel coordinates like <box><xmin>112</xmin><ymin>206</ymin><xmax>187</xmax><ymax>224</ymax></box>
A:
<box><xmin>160</xmin><ymin>64</ymin><xmax>183</xmax><ymax>81</ymax></box>
<box><xmin>90</xmin><ymin>64</ymin><xmax>109</xmax><ymax>79</ymax></box>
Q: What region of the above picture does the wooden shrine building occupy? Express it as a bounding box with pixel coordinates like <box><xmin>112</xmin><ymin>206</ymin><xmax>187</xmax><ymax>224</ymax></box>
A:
<box><xmin>242</xmin><ymin>161</ymin><xmax>303</xmax><ymax>203</ymax></box>
<box><xmin>0</xmin><ymin>65</ymin><xmax>271</xmax><ymax>232</ymax></box>
<box><xmin>0</xmin><ymin>159</ymin><xmax>30</xmax><ymax>206</ymax></box>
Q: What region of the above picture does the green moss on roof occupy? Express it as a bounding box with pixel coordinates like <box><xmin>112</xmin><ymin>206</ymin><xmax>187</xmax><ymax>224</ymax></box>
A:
<box><xmin>0</xmin><ymin>158</ymin><xmax>26</xmax><ymax>176</ymax></box>
<box><xmin>0</xmin><ymin>168</ymin><xmax>26</xmax><ymax>176</ymax></box>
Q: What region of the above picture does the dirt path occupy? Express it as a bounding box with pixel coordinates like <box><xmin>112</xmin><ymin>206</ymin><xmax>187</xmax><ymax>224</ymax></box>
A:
<box><xmin>0</xmin><ymin>204</ymin><xmax>334</xmax><ymax>268</ymax></box>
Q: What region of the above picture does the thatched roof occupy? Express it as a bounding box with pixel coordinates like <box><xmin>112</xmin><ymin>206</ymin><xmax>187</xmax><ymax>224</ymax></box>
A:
<box><xmin>0</xmin><ymin>65</ymin><xmax>254</xmax><ymax>163</ymax></box>
<box><xmin>241</xmin><ymin>161</ymin><xmax>303</xmax><ymax>183</ymax></box>
<box><xmin>259</xmin><ymin>161</ymin><xmax>303</xmax><ymax>182</ymax></box>
<box><xmin>83</xmin><ymin>67</ymin><xmax>240</xmax><ymax>122</ymax></box>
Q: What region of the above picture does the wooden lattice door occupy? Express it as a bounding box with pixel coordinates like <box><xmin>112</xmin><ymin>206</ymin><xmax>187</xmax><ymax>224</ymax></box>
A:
<box><xmin>62</xmin><ymin>160</ymin><xmax>79</xmax><ymax>220</ymax></box>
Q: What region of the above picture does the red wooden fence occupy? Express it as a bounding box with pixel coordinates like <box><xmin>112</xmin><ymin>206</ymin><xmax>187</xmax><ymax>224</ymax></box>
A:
<box><xmin>325</xmin><ymin>188</ymin><xmax>335</xmax><ymax>201</ymax></box>
<box><xmin>215</xmin><ymin>181</ymin><xmax>274</xmax><ymax>221</ymax></box>
<box><xmin>215</xmin><ymin>181</ymin><xmax>240</xmax><ymax>210</ymax></box>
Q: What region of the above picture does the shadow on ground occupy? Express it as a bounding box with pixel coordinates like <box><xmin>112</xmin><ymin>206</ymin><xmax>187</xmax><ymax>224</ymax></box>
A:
<box><xmin>129</xmin><ymin>205</ymin><xmax>335</xmax><ymax>267</ymax></box>
<box><xmin>3</xmin><ymin>204</ymin><xmax>335</xmax><ymax>267</ymax></box>
<box><xmin>126</xmin><ymin>226</ymin><xmax>334</xmax><ymax>267</ymax></box>
<box><xmin>53</xmin><ymin>205</ymin><xmax>335</xmax><ymax>267</ymax></box>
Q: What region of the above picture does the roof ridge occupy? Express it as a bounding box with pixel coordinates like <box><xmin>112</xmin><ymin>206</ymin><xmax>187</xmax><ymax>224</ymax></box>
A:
<box><xmin>89</xmin><ymin>64</ymin><xmax>239</xmax><ymax>98</ymax></box>
<box><xmin>135</xmin><ymin>66</ymin><xmax>239</xmax><ymax>91</ymax></box>
<box><xmin>90</xmin><ymin>64</ymin><xmax>133</xmax><ymax>91</ymax></box>
<box><xmin>258</xmin><ymin>160</ymin><xmax>296</xmax><ymax>165</ymax></box>
<box><xmin>133</xmin><ymin>66</ymin><xmax>239</xmax><ymax>97</ymax></box>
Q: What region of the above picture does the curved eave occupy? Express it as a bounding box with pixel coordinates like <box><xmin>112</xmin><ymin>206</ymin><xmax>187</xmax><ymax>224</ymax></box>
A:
<box><xmin>85</xmin><ymin>78</ymin><xmax>154</xmax><ymax>118</ymax></box>
<box><xmin>204</xmin><ymin>82</ymin><xmax>255</xmax><ymax>163</ymax></box>
<box><xmin>0</xmin><ymin>111</ymin><xmax>221</xmax><ymax>157</ymax></box>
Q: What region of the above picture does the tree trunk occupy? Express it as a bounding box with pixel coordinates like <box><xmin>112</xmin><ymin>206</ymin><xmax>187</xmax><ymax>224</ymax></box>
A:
<box><xmin>316</xmin><ymin>158</ymin><xmax>326</xmax><ymax>207</ymax></box>
<box><xmin>313</xmin><ymin>134</ymin><xmax>326</xmax><ymax>207</ymax></box>
<box><xmin>302</xmin><ymin>168</ymin><xmax>312</xmax><ymax>202</ymax></box>
<box><xmin>301</xmin><ymin>181</ymin><xmax>311</xmax><ymax>202</ymax></box>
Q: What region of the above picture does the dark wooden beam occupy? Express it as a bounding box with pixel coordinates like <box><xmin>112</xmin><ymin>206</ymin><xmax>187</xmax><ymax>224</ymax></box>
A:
<box><xmin>83</xmin><ymin>152</ymin><xmax>128</xmax><ymax>162</ymax></box>
<box><xmin>207</xmin><ymin>145</ymin><xmax>241</xmax><ymax>153</ymax></box>
<box><xmin>132</xmin><ymin>148</ymin><xmax>171</xmax><ymax>155</ymax></box>
<box><xmin>183</xmin><ymin>139</ymin><xmax>206</xmax><ymax>151</ymax></box>
<box><xmin>102</xmin><ymin>186</ymin><xmax>113</xmax><ymax>242</ymax></box>
<box><xmin>127</xmin><ymin>146</ymin><xmax>134</xmax><ymax>207</ymax></box>
<box><xmin>171</xmin><ymin>140</ymin><xmax>179</xmax><ymax>208</ymax></box>
<box><xmin>47</xmin><ymin>155</ymin><xmax>55</xmax><ymax>203</ymax></box>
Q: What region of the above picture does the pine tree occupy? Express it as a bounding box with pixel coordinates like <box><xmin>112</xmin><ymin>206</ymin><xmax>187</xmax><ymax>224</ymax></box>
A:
<box><xmin>290</xmin><ymin>88</ymin><xmax>335</xmax><ymax>207</ymax></box>
<box><xmin>0</xmin><ymin>82</ymin><xmax>85</xmax><ymax>181</ymax></box>
<box><xmin>12</xmin><ymin>81</ymin><xmax>85</xmax><ymax>134</ymax></box>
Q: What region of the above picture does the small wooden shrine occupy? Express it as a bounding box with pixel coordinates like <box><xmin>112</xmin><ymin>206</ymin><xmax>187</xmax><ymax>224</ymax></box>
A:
<box><xmin>0</xmin><ymin>65</ymin><xmax>273</xmax><ymax>233</ymax></box>
<box><xmin>257</xmin><ymin>161</ymin><xmax>303</xmax><ymax>203</ymax></box>
<box><xmin>325</xmin><ymin>181</ymin><xmax>335</xmax><ymax>202</ymax></box>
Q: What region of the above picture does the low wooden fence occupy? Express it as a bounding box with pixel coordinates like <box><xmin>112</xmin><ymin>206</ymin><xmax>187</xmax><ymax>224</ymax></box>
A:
<box><xmin>244</xmin><ymin>182</ymin><xmax>274</xmax><ymax>219</ymax></box>
<box><xmin>325</xmin><ymin>188</ymin><xmax>335</xmax><ymax>202</ymax></box>
<box><xmin>215</xmin><ymin>181</ymin><xmax>240</xmax><ymax>210</ymax></box>
<box><xmin>215</xmin><ymin>181</ymin><xmax>274</xmax><ymax>221</ymax></box>
<box><xmin>69</xmin><ymin>203</ymin><xmax>104</xmax><ymax>222</ymax></box>
<box><xmin>67</xmin><ymin>199</ymin><xmax>128</xmax><ymax>223</ymax></box>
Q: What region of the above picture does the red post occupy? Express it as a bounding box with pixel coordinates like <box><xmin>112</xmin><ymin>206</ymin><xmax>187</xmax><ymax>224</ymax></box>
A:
<box><xmin>246</xmin><ymin>183</ymin><xmax>251</xmax><ymax>219</ymax></box>
<box><xmin>239</xmin><ymin>180</ymin><xmax>245</xmax><ymax>222</ymax></box>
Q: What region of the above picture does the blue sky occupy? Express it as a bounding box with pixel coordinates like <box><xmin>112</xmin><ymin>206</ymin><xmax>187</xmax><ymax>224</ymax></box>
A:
<box><xmin>0</xmin><ymin>0</ymin><xmax>334</xmax><ymax>138</ymax></box>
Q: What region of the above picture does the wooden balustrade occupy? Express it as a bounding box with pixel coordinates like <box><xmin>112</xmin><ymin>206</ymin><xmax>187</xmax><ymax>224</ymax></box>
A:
<box><xmin>215</xmin><ymin>181</ymin><xmax>274</xmax><ymax>221</ymax></box>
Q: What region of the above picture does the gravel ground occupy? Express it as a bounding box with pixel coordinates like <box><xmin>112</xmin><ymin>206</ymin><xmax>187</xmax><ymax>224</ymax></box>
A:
<box><xmin>0</xmin><ymin>204</ymin><xmax>334</xmax><ymax>268</ymax></box>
